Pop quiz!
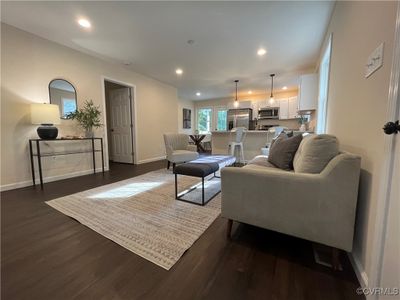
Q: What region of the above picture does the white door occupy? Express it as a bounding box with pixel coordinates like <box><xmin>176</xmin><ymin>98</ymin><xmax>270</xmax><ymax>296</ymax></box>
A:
<box><xmin>109</xmin><ymin>87</ymin><xmax>134</xmax><ymax>163</ymax></box>
<box><xmin>379</xmin><ymin>117</ymin><xmax>400</xmax><ymax>299</ymax></box>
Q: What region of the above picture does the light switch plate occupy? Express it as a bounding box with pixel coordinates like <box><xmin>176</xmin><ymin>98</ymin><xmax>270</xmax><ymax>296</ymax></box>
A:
<box><xmin>365</xmin><ymin>43</ymin><xmax>384</xmax><ymax>78</ymax></box>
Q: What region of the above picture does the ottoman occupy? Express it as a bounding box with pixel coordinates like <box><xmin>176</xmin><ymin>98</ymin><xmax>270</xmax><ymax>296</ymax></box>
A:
<box><xmin>174</xmin><ymin>155</ymin><xmax>236</xmax><ymax>206</ymax></box>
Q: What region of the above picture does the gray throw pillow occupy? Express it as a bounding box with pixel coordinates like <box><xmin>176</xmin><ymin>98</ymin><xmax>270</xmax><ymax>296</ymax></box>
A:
<box><xmin>293</xmin><ymin>134</ymin><xmax>339</xmax><ymax>174</ymax></box>
<box><xmin>269</xmin><ymin>132</ymin><xmax>287</xmax><ymax>150</ymax></box>
<box><xmin>268</xmin><ymin>134</ymin><xmax>303</xmax><ymax>170</ymax></box>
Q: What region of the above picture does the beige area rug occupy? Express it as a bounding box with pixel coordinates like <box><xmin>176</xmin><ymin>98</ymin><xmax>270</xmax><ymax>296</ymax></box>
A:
<box><xmin>46</xmin><ymin>169</ymin><xmax>221</xmax><ymax>270</ymax></box>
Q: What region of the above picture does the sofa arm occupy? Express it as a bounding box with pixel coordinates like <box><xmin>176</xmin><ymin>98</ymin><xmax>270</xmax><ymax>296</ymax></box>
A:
<box><xmin>221</xmin><ymin>166</ymin><xmax>356</xmax><ymax>251</ymax></box>
<box><xmin>187</xmin><ymin>144</ymin><xmax>198</xmax><ymax>152</ymax></box>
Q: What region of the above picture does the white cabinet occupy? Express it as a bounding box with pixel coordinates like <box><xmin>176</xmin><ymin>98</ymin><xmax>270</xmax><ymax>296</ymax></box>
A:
<box><xmin>227</xmin><ymin>100</ymin><xmax>252</xmax><ymax>109</ymax></box>
<box><xmin>279</xmin><ymin>97</ymin><xmax>298</xmax><ymax>119</ymax></box>
<box><xmin>288</xmin><ymin>96</ymin><xmax>299</xmax><ymax>119</ymax></box>
<box><xmin>298</xmin><ymin>74</ymin><xmax>318</xmax><ymax>111</ymax></box>
<box><xmin>279</xmin><ymin>98</ymin><xmax>289</xmax><ymax>119</ymax></box>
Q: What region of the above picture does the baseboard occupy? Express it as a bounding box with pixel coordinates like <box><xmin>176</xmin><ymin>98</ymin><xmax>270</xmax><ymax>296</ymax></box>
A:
<box><xmin>348</xmin><ymin>252</ymin><xmax>369</xmax><ymax>288</ymax></box>
<box><xmin>137</xmin><ymin>156</ymin><xmax>166</xmax><ymax>164</ymax></box>
<box><xmin>0</xmin><ymin>167</ymin><xmax>109</xmax><ymax>192</ymax></box>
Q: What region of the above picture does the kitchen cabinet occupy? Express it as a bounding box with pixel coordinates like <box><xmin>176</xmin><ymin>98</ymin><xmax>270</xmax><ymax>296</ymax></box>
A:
<box><xmin>298</xmin><ymin>74</ymin><xmax>318</xmax><ymax>111</ymax></box>
<box><xmin>279</xmin><ymin>98</ymin><xmax>289</xmax><ymax>119</ymax></box>
<box><xmin>227</xmin><ymin>100</ymin><xmax>252</xmax><ymax>109</ymax></box>
<box><xmin>288</xmin><ymin>96</ymin><xmax>299</xmax><ymax>119</ymax></box>
<box><xmin>279</xmin><ymin>97</ymin><xmax>299</xmax><ymax>119</ymax></box>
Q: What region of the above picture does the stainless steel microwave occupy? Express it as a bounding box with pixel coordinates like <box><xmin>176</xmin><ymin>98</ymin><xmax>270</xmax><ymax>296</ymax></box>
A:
<box><xmin>258</xmin><ymin>107</ymin><xmax>279</xmax><ymax>119</ymax></box>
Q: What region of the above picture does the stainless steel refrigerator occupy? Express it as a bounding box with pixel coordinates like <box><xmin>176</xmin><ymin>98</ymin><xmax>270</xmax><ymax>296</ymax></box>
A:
<box><xmin>227</xmin><ymin>108</ymin><xmax>253</xmax><ymax>130</ymax></box>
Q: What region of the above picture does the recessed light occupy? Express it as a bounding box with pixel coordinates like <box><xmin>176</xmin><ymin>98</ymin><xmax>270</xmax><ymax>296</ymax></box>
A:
<box><xmin>248</xmin><ymin>90</ymin><xmax>252</xmax><ymax>94</ymax></box>
<box><xmin>78</xmin><ymin>18</ymin><xmax>91</xmax><ymax>28</ymax></box>
<box><xmin>257</xmin><ymin>48</ymin><xmax>267</xmax><ymax>56</ymax></box>
<box><xmin>175</xmin><ymin>68</ymin><xmax>183</xmax><ymax>75</ymax></box>
<box><xmin>282</xmin><ymin>86</ymin><xmax>288</xmax><ymax>90</ymax></box>
<box><xmin>196</xmin><ymin>92</ymin><xmax>201</xmax><ymax>96</ymax></box>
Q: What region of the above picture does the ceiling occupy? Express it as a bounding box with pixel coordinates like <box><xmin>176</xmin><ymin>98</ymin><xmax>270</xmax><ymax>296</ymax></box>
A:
<box><xmin>2</xmin><ymin>1</ymin><xmax>335</xmax><ymax>101</ymax></box>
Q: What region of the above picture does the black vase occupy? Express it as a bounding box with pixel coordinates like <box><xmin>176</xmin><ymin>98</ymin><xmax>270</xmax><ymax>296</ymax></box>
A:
<box><xmin>37</xmin><ymin>125</ymin><xmax>58</xmax><ymax>140</ymax></box>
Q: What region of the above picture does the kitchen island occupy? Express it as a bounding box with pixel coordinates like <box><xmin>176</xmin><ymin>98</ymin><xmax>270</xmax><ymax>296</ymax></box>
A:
<box><xmin>211</xmin><ymin>130</ymin><xmax>271</xmax><ymax>162</ymax></box>
<box><xmin>211</xmin><ymin>130</ymin><xmax>312</xmax><ymax>162</ymax></box>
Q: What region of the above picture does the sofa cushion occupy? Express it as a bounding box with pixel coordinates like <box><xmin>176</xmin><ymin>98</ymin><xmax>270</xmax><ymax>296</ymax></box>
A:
<box><xmin>243</xmin><ymin>163</ymin><xmax>288</xmax><ymax>173</ymax></box>
<box><xmin>247</xmin><ymin>155</ymin><xmax>277</xmax><ymax>168</ymax></box>
<box><xmin>293</xmin><ymin>134</ymin><xmax>339</xmax><ymax>174</ymax></box>
<box><xmin>268</xmin><ymin>134</ymin><xmax>303</xmax><ymax>170</ymax></box>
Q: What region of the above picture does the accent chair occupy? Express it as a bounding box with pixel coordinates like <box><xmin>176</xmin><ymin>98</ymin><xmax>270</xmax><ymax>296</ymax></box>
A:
<box><xmin>163</xmin><ymin>133</ymin><xmax>199</xmax><ymax>169</ymax></box>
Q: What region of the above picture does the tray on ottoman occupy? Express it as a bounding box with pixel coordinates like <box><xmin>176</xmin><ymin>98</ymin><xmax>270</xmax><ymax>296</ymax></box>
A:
<box><xmin>174</xmin><ymin>155</ymin><xmax>236</xmax><ymax>206</ymax></box>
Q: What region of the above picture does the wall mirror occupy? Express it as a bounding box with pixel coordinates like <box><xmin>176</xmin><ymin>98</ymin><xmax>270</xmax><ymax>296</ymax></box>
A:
<box><xmin>49</xmin><ymin>79</ymin><xmax>77</xmax><ymax>119</ymax></box>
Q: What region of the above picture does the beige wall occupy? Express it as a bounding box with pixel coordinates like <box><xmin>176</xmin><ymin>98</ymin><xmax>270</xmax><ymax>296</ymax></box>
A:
<box><xmin>178</xmin><ymin>98</ymin><xmax>194</xmax><ymax>135</ymax></box>
<box><xmin>322</xmin><ymin>1</ymin><xmax>397</xmax><ymax>284</ymax></box>
<box><xmin>1</xmin><ymin>24</ymin><xmax>178</xmax><ymax>190</ymax></box>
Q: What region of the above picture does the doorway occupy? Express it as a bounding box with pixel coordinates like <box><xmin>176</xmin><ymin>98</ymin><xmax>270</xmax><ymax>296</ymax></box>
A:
<box><xmin>104</xmin><ymin>79</ymin><xmax>135</xmax><ymax>165</ymax></box>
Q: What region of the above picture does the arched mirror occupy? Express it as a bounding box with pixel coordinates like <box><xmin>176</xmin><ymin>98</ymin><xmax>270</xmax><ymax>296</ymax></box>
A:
<box><xmin>49</xmin><ymin>79</ymin><xmax>77</xmax><ymax>119</ymax></box>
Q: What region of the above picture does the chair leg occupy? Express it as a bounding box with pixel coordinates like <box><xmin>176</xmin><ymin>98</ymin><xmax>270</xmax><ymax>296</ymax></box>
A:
<box><xmin>167</xmin><ymin>161</ymin><xmax>170</xmax><ymax>169</ymax></box>
<box><xmin>331</xmin><ymin>247</ymin><xmax>340</xmax><ymax>271</ymax></box>
<box><xmin>227</xmin><ymin>219</ymin><xmax>233</xmax><ymax>238</ymax></box>
<box><xmin>240</xmin><ymin>144</ymin><xmax>245</xmax><ymax>164</ymax></box>
<box><xmin>229</xmin><ymin>144</ymin><xmax>235</xmax><ymax>156</ymax></box>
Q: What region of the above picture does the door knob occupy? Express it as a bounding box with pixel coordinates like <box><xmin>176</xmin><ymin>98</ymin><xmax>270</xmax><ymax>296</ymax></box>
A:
<box><xmin>111</xmin><ymin>129</ymin><xmax>114</xmax><ymax>132</ymax></box>
<box><xmin>383</xmin><ymin>120</ymin><xmax>399</xmax><ymax>135</ymax></box>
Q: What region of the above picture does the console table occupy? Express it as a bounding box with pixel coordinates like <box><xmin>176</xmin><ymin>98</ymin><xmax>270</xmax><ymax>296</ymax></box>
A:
<box><xmin>29</xmin><ymin>138</ymin><xmax>104</xmax><ymax>189</ymax></box>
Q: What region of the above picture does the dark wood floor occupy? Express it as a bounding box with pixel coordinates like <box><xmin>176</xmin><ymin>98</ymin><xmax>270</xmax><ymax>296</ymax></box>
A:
<box><xmin>1</xmin><ymin>161</ymin><xmax>364</xmax><ymax>300</ymax></box>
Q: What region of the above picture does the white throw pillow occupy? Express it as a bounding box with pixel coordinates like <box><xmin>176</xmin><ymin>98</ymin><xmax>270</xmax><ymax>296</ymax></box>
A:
<box><xmin>293</xmin><ymin>134</ymin><xmax>339</xmax><ymax>174</ymax></box>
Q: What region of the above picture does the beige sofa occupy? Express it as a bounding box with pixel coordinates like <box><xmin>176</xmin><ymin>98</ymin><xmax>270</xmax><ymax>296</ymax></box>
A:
<box><xmin>221</xmin><ymin>134</ymin><xmax>361</xmax><ymax>266</ymax></box>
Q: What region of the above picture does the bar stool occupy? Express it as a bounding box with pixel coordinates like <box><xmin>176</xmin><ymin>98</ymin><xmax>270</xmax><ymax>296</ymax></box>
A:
<box><xmin>228</xmin><ymin>127</ymin><xmax>247</xmax><ymax>163</ymax></box>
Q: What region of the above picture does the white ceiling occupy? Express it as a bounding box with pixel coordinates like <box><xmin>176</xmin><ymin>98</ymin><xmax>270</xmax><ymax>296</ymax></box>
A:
<box><xmin>2</xmin><ymin>1</ymin><xmax>334</xmax><ymax>101</ymax></box>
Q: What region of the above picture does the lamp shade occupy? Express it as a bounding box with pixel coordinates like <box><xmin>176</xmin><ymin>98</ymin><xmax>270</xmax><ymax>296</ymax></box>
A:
<box><xmin>31</xmin><ymin>103</ymin><xmax>60</xmax><ymax>125</ymax></box>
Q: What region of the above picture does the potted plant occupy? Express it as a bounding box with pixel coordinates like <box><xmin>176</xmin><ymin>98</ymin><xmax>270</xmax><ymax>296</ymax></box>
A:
<box><xmin>298</xmin><ymin>115</ymin><xmax>308</xmax><ymax>132</ymax></box>
<box><xmin>67</xmin><ymin>100</ymin><xmax>102</xmax><ymax>138</ymax></box>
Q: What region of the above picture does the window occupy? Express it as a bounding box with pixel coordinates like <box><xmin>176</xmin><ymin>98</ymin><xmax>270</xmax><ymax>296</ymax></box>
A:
<box><xmin>216</xmin><ymin>108</ymin><xmax>227</xmax><ymax>131</ymax></box>
<box><xmin>316</xmin><ymin>34</ymin><xmax>332</xmax><ymax>134</ymax></box>
<box><xmin>62</xmin><ymin>98</ymin><xmax>77</xmax><ymax>117</ymax></box>
<box><xmin>197</xmin><ymin>108</ymin><xmax>213</xmax><ymax>133</ymax></box>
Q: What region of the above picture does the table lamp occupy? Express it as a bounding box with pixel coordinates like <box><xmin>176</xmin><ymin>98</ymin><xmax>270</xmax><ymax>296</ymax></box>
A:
<box><xmin>31</xmin><ymin>103</ymin><xmax>61</xmax><ymax>139</ymax></box>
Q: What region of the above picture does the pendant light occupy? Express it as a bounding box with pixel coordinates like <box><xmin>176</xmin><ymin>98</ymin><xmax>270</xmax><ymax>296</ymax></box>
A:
<box><xmin>268</xmin><ymin>74</ymin><xmax>275</xmax><ymax>105</ymax></box>
<box><xmin>234</xmin><ymin>80</ymin><xmax>239</xmax><ymax>108</ymax></box>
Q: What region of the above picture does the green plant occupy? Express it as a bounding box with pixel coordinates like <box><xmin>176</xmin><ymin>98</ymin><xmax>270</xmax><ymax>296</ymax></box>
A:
<box><xmin>67</xmin><ymin>100</ymin><xmax>102</xmax><ymax>132</ymax></box>
<box><xmin>298</xmin><ymin>115</ymin><xmax>308</xmax><ymax>125</ymax></box>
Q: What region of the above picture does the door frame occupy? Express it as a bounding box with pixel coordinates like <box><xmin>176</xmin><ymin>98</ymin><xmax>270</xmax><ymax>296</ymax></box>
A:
<box><xmin>101</xmin><ymin>76</ymin><xmax>138</xmax><ymax>165</ymax></box>
<box><xmin>369</xmin><ymin>2</ymin><xmax>400</xmax><ymax>298</ymax></box>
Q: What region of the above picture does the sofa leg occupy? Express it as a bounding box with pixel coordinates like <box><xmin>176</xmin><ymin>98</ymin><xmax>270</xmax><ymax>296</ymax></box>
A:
<box><xmin>167</xmin><ymin>161</ymin><xmax>170</xmax><ymax>169</ymax></box>
<box><xmin>226</xmin><ymin>219</ymin><xmax>233</xmax><ymax>238</ymax></box>
<box><xmin>331</xmin><ymin>247</ymin><xmax>340</xmax><ymax>271</ymax></box>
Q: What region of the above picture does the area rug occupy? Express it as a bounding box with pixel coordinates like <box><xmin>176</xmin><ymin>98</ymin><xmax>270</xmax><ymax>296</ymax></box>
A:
<box><xmin>46</xmin><ymin>169</ymin><xmax>221</xmax><ymax>270</ymax></box>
